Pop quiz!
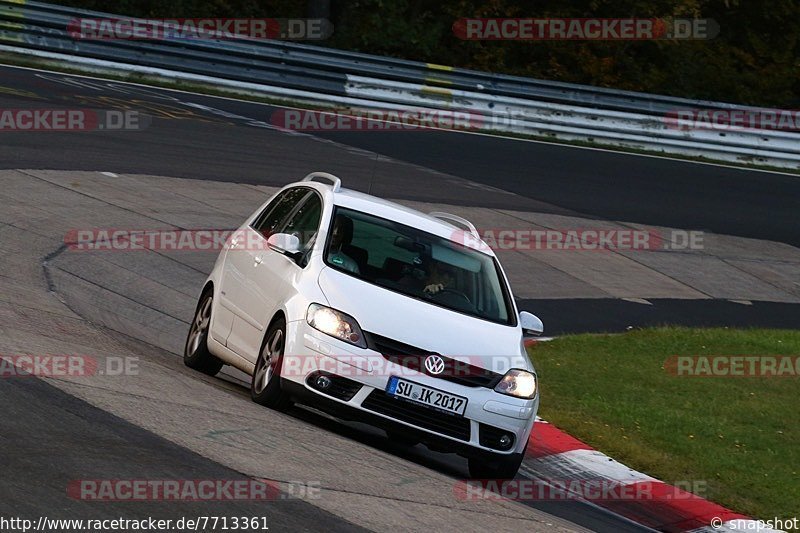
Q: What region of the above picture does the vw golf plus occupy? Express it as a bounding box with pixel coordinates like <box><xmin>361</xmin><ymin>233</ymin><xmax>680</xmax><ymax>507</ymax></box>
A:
<box><xmin>184</xmin><ymin>172</ymin><xmax>543</xmax><ymax>478</ymax></box>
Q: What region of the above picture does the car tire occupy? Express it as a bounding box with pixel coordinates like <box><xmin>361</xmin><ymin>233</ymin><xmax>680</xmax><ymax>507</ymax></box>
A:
<box><xmin>184</xmin><ymin>290</ymin><xmax>224</xmax><ymax>376</ymax></box>
<box><xmin>250</xmin><ymin>318</ymin><xmax>293</xmax><ymax>410</ymax></box>
<box><xmin>468</xmin><ymin>450</ymin><xmax>525</xmax><ymax>480</ymax></box>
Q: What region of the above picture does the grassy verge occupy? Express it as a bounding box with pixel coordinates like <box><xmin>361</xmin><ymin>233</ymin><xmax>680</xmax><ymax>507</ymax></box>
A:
<box><xmin>527</xmin><ymin>327</ymin><xmax>800</xmax><ymax>520</ymax></box>
<box><xmin>0</xmin><ymin>51</ymin><xmax>797</xmax><ymax>176</ymax></box>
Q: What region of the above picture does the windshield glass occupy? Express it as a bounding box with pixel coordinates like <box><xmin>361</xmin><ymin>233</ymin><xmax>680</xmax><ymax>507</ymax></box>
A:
<box><xmin>324</xmin><ymin>207</ymin><xmax>513</xmax><ymax>325</ymax></box>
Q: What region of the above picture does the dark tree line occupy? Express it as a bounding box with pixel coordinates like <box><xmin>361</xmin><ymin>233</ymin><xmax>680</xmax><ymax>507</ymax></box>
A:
<box><xmin>56</xmin><ymin>0</ymin><xmax>800</xmax><ymax>107</ymax></box>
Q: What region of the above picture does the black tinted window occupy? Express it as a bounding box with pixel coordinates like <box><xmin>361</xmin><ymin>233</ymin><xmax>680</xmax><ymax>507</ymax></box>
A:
<box><xmin>252</xmin><ymin>187</ymin><xmax>309</xmax><ymax>237</ymax></box>
<box><xmin>281</xmin><ymin>192</ymin><xmax>322</xmax><ymax>249</ymax></box>
<box><xmin>325</xmin><ymin>207</ymin><xmax>513</xmax><ymax>325</ymax></box>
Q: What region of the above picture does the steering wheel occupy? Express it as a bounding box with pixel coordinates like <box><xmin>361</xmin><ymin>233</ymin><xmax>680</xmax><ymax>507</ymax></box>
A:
<box><xmin>432</xmin><ymin>288</ymin><xmax>472</xmax><ymax>306</ymax></box>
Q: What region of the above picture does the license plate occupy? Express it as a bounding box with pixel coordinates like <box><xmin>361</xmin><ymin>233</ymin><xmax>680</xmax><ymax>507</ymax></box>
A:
<box><xmin>386</xmin><ymin>377</ymin><xmax>467</xmax><ymax>416</ymax></box>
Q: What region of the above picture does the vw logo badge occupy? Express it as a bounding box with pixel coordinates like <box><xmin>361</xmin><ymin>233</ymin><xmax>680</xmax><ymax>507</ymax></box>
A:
<box><xmin>424</xmin><ymin>355</ymin><xmax>445</xmax><ymax>375</ymax></box>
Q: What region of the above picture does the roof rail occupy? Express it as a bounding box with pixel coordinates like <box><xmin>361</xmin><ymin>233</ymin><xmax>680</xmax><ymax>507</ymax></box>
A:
<box><xmin>302</xmin><ymin>172</ymin><xmax>341</xmax><ymax>192</ymax></box>
<box><xmin>428</xmin><ymin>211</ymin><xmax>480</xmax><ymax>239</ymax></box>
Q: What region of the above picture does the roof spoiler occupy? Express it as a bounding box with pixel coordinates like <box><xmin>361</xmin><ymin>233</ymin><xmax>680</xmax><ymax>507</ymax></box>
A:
<box><xmin>428</xmin><ymin>212</ymin><xmax>480</xmax><ymax>240</ymax></box>
<box><xmin>302</xmin><ymin>172</ymin><xmax>341</xmax><ymax>192</ymax></box>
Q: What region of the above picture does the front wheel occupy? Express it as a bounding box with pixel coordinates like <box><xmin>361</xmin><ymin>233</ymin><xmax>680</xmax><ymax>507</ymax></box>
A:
<box><xmin>184</xmin><ymin>291</ymin><xmax>224</xmax><ymax>376</ymax></box>
<box><xmin>468</xmin><ymin>451</ymin><xmax>524</xmax><ymax>480</ymax></box>
<box><xmin>250</xmin><ymin>318</ymin><xmax>292</xmax><ymax>410</ymax></box>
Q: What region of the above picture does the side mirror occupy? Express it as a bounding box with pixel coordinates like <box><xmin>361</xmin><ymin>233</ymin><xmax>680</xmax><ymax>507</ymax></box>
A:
<box><xmin>267</xmin><ymin>233</ymin><xmax>302</xmax><ymax>255</ymax></box>
<box><xmin>519</xmin><ymin>311</ymin><xmax>544</xmax><ymax>337</ymax></box>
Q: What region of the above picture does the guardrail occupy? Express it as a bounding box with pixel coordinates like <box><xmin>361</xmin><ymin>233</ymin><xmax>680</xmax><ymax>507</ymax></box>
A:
<box><xmin>1</xmin><ymin>0</ymin><xmax>798</xmax><ymax>169</ymax></box>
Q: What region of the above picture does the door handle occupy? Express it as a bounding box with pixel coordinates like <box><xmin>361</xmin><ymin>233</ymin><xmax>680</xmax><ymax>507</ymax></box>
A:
<box><xmin>254</xmin><ymin>255</ymin><xmax>263</xmax><ymax>266</ymax></box>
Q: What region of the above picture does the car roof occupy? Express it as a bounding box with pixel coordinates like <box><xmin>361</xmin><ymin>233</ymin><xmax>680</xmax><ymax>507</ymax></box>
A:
<box><xmin>290</xmin><ymin>177</ymin><xmax>494</xmax><ymax>256</ymax></box>
<box><xmin>335</xmin><ymin>188</ymin><xmax>494</xmax><ymax>255</ymax></box>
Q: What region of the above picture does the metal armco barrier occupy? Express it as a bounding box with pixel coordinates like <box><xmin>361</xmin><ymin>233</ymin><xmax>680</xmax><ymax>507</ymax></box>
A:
<box><xmin>1</xmin><ymin>0</ymin><xmax>798</xmax><ymax>169</ymax></box>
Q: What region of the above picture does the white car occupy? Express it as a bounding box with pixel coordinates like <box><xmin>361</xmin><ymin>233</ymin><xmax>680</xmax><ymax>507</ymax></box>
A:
<box><xmin>185</xmin><ymin>172</ymin><xmax>543</xmax><ymax>478</ymax></box>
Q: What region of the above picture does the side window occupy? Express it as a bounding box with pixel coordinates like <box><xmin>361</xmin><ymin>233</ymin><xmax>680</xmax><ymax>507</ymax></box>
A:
<box><xmin>280</xmin><ymin>192</ymin><xmax>322</xmax><ymax>250</ymax></box>
<box><xmin>252</xmin><ymin>187</ymin><xmax>309</xmax><ymax>238</ymax></box>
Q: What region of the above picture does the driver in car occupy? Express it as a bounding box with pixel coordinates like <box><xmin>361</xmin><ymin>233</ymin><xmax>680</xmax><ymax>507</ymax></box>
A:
<box><xmin>327</xmin><ymin>214</ymin><xmax>360</xmax><ymax>274</ymax></box>
<box><xmin>422</xmin><ymin>260</ymin><xmax>456</xmax><ymax>295</ymax></box>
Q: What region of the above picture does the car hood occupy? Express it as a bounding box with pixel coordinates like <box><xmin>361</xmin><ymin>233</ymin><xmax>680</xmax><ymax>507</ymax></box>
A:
<box><xmin>317</xmin><ymin>266</ymin><xmax>531</xmax><ymax>373</ymax></box>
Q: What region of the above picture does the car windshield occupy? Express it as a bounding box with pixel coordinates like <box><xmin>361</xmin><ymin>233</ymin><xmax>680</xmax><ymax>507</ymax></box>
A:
<box><xmin>324</xmin><ymin>206</ymin><xmax>514</xmax><ymax>325</ymax></box>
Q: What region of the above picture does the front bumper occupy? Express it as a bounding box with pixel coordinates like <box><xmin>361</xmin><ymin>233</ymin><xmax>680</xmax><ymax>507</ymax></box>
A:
<box><xmin>282</xmin><ymin>320</ymin><xmax>538</xmax><ymax>456</ymax></box>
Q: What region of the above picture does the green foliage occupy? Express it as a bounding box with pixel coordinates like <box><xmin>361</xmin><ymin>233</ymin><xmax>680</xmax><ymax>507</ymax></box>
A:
<box><xmin>53</xmin><ymin>0</ymin><xmax>800</xmax><ymax>107</ymax></box>
<box><xmin>53</xmin><ymin>0</ymin><xmax>304</xmax><ymax>18</ymax></box>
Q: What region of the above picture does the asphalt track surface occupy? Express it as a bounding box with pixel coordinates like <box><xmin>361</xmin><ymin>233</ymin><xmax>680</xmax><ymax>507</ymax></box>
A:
<box><xmin>0</xmin><ymin>167</ymin><xmax>649</xmax><ymax>533</ymax></box>
<box><xmin>1</xmin><ymin>65</ymin><xmax>798</xmax><ymax>248</ymax></box>
<box><xmin>0</xmin><ymin>63</ymin><xmax>797</xmax><ymax>532</ymax></box>
<box><xmin>0</xmin><ymin>375</ymin><xmax>363</xmax><ymax>532</ymax></box>
<box><xmin>0</xmin><ymin>65</ymin><xmax>798</xmax><ymax>333</ymax></box>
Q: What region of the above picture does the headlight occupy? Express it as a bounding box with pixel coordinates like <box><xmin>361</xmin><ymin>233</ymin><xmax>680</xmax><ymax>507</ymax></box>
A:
<box><xmin>306</xmin><ymin>303</ymin><xmax>366</xmax><ymax>349</ymax></box>
<box><xmin>494</xmin><ymin>369</ymin><xmax>537</xmax><ymax>399</ymax></box>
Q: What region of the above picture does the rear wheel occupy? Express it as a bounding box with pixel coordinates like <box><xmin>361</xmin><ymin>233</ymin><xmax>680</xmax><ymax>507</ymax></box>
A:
<box><xmin>250</xmin><ymin>318</ymin><xmax>292</xmax><ymax>410</ymax></box>
<box><xmin>468</xmin><ymin>451</ymin><xmax>524</xmax><ymax>480</ymax></box>
<box><xmin>184</xmin><ymin>291</ymin><xmax>224</xmax><ymax>376</ymax></box>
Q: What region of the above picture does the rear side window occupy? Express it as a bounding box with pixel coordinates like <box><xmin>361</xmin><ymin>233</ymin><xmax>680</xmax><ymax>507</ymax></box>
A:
<box><xmin>252</xmin><ymin>187</ymin><xmax>309</xmax><ymax>238</ymax></box>
<box><xmin>280</xmin><ymin>192</ymin><xmax>322</xmax><ymax>250</ymax></box>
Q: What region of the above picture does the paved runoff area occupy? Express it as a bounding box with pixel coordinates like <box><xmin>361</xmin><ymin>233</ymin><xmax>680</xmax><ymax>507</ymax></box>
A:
<box><xmin>1</xmin><ymin>167</ymin><xmax>798</xmax><ymax>531</ymax></box>
<box><xmin>0</xmin><ymin>168</ymin><xmax>589</xmax><ymax>531</ymax></box>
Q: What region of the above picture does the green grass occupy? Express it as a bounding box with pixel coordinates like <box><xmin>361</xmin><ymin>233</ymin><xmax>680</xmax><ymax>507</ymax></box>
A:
<box><xmin>527</xmin><ymin>327</ymin><xmax>800</xmax><ymax>520</ymax></box>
